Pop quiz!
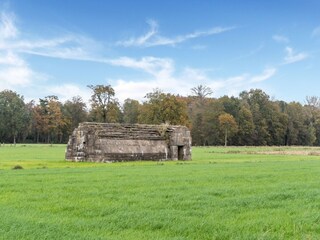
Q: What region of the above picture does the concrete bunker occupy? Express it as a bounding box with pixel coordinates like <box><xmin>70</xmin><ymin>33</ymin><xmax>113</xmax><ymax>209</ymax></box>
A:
<box><xmin>65</xmin><ymin>122</ymin><xmax>191</xmax><ymax>162</ymax></box>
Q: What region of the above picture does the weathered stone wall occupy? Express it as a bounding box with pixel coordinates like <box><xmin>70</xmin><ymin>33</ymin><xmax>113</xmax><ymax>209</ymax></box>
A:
<box><xmin>65</xmin><ymin>122</ymin><xmax>191</xmax><ymax>162</ymax></box>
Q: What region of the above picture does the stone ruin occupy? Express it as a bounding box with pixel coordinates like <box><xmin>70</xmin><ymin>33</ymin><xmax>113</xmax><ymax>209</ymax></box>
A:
<box><xmin>65</xmin><ymin>122</ymin><xmax>192</xmax><ymax>162</ymax></box>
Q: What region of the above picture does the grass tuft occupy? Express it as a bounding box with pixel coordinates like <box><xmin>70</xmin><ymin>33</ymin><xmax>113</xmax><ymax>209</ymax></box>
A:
<box><xmin>12</xmin><ymin>165</ymin><xmax>23</xmax><ymax>170</ymax></box>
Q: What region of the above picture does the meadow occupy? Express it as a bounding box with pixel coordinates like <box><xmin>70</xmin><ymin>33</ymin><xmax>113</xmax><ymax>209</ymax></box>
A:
<box><xmin>1</xmin><ymin>145</ymin><xmax>320</xmax><ymax>239</ymax></box>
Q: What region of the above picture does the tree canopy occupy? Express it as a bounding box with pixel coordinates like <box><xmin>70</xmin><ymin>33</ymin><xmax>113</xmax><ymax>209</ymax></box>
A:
<box><xmin>1</xmin><ymin>86</ymin><xmax>320</xmax><ymax>146</ymax></box>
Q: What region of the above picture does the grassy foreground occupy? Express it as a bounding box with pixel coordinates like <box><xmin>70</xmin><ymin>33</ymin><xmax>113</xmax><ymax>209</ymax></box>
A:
<box><xmin>0</xmin><ymin>145</ymin><xmax>320</xmax><ymax>239</ymax></box>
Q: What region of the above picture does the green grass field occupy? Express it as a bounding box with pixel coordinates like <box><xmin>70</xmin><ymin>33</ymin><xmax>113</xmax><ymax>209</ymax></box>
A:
<box><xmin>1</xmin><ymin>145</ymin><xmax>320</xmax><ymax>239</ymax></box>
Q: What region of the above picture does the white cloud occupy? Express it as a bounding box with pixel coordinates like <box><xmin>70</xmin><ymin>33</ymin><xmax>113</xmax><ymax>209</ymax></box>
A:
<box><xmin>0</xmin><ymin>51</ymin><xmax>38</xmax><ymax>90</ymax></box>
<box><xmin>47</xmin><ymin>84</ymin><xmax>91</xmax><ymax>103</ymax></box>
<box><xmin>182</xmin><ymin>67</ymin><xmax>208</xmax><ymax>82</ymax></box>
<box><xmin>108</xmin><ymin>58</ymin><xmax>274</xmax><ymax>103</ymax></box>
<box><xmin>272</xmin><ymin>35</ymin><xmax>289</xmax><ymax>43</ymax></box>
<box><xmin>110</xmin><ymin>64</ymin><xmax>276</xmax><ymax>102</ymax></box>
<box><xmin>283</xmin><ymin>47</ymin><xmax>308</xmax><ymax>64</ymax></box>
<box><xmin>117</xmin><ymin>19</ymin><xmax>235</xmax><ymax>47</ymax></box>
<box><xmin>0</xmin><ymin>66</ymin><xmax>32</xmax><ymax>85</ymax></box>
<box><xmin>0</xmin><ymin>51</ymin><xmax>24</xmax><ymax>66</ymax></box>
<box><xmin>113</xmin><ymin>79</ymin><xmax>159</xmax><ymax>102</ymax></box>
<box><xmin>112</xmin><ymin>76</ymin><xmax>193</xmax><ymax>103</ymax></box>
<box><xmin>0</xmin><ymin>11</ymin><xmax>40</xmax><ymax>92</ymax></box>
<box><xmin>206</xmin><ymin>68</ymin><xmax>276</xmax><ymax>97</ymax></box>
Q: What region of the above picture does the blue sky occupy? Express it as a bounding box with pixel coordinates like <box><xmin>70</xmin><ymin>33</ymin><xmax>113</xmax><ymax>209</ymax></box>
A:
<box><xmin>0</xmin><ymin>0</ymin><xmax>319</xmax><ymax>103</ymax></box>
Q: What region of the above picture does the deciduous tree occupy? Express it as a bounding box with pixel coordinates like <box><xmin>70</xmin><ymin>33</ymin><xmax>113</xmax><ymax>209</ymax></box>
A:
<box><xmin>139</xmin><ymin>89</ymin><xmax>190</xmax><ymax>126</ymax></box>
<box><xmin>63</xmin><ymin>96</ymin><xmax>88</xmax><ymax>131</ymax></box>
<box><xmin>0</xmin><ymin>90</ymin><xmax>30</xmax><ymax>144</ymax></box>
<box><xmin>190</xmin><ymin>85</ymin><xmax>213</xmax><ymax>100</ymax></box>
<box><xmin>88</xmin><ymin>84</ymin><xmax>120</xmax><ymax>122</ymax></box>
<box><xmin>123</xmin><ymin>99</ymin><xmax>140</xmax><ymax>124</ymax></box>
<box><xmin>218</xmin><ymin>113</ymin><xmax>238</xmax><ymax>146</ymax></box>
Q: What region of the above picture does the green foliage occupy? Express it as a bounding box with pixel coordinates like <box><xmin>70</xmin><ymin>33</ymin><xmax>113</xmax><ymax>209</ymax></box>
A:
<box><xmin>88</xmin><ymin>84</ymin><xmax>122</xmax><ymax>123</ymax></box>
<box><xmin>1</xmin><ymin>145</ymin><xmax>320</xmax><ymax>239</ymax></box>
<box><xmin>123</xmin><ymin>98</ymin><xmax>140</xmax><ymax>124</ymax></box>
<box><xmin>194</xmin><ymin>98</ymin><xmax>224</xmax><ymax>145</ymax></box>
<box><xmin>237</xmin><ymin>105</ymin><xmax>255</xmax><ymax>145</ymax></box>
<box><xmin>32</xmin><ymin>96</ymin><xmax>67</xmax><ymax>143</ymax></box>
<box><xmin>138</xmin><ymin>89</ymin><xmax>190</xmax><ymax>126</ymax></box>
<box><xmin>63</xmin><ymin>96</ymin><xmax>88</xmax><ymax>131</ymax></box>
<box><xmin>0</xmin><ymin>90</ymin><xmax>30</xmax><ymax>144</ymax></box>
<box><xmin>218</xmin><ymin>113</ymin><xmax>238</xmax><ymax>146</ymax></box>
<box><xmin>3</xmin><ymin>86</ymin><xmax>320</xmax><ymax>146</ymax></box>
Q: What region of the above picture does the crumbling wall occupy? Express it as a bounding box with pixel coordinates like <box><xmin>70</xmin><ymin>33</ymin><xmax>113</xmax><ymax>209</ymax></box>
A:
<box><xmin>65</xmin><ymin>122</ymin><xmax>191</xmax><ymax>162</ymax></box>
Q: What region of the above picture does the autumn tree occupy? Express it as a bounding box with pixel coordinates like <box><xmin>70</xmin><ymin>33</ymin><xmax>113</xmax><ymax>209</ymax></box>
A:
<box><xmin>0</xmin><ymin>90</ymin><xmax>30</xmax><ymax>144</ymax></box>
<box><xmin>139</xmin><ymin>89</ymin><xmax>190</xmax><ymax>126</ymax></box>
<box><xmin>218</xmin><ymin>113</ymin><xmax>238</xmax><ymax>146</ymax></box>
<box><xmin>30</xmin><ymin>96</ymin><xmax>66</xmax><ymax>143</ymax></box>
<box><xmin>88</xmin><ymin>84</ymin><xmax>121</xmax><ymax>123</ymax></box>
<box><xmin>48</xmin><ymin>96</ymin><xmax>66</xmax><ymax>142</ymax></box>
<box><xmin>31</xmin><ymin>101</ymin><xmax>48</xmax><ymax>143</ymax></box>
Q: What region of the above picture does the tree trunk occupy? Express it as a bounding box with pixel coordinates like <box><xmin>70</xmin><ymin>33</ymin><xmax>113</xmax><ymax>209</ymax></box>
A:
<box><xmin>13</xmin><ymin>135</ymin><xmax>16</xmax><ymax>146</ymax></box>
<box><xmin>224</xmin><ymin>129</ymin><xmax>228</xmax><ymax>147</ymax></box>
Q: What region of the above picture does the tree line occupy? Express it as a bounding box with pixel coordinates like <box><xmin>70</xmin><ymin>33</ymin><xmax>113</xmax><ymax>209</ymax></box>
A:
<box><xmin>1</xmin><ymin>85</ymin><xmax>320</xmax><ymax>146</ymax></box>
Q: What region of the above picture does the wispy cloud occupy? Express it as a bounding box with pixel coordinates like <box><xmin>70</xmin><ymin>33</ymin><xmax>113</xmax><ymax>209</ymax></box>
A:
<box><xmin>0</xmin><ymin>9</ymin><xmax>103</xmax><ymax>62</ymax></box>
<box><xmin>250</xmin><ymin>68</ymin><xmax>277</xmax><ymax>83</ymax></box>
<box><xmin>117</xmin><ymin>19</ymin><xmax>235</xmax><ymax>47</ymax></box>
<box><xmin>0</xmin><ymin>11</ymin><xmax>18</xmax><ymax>39</ymax></box>
<box><xmin>312</xmin><ymin>26</ymin><xmax>320</xmax><ymax>37</ymax></box>
<box><xmin>9</xmin><ymin>35</ymin><xmax>102</xmax><ymax>61</ymax></box>
<box><xmin>108</xmin><ymin>56</ymin><xmax>174</xmax><ymax>79</ymax></box>
<box><xmin>117</xmin><ymin>19</ymin><xmax>158</xmax><ymax>47</ymax></box>
<box><xmin>272</xmin><ymin>34</ymin><xmax>289</xmax><ymax>43</ymax></box>
<box><xmin>283</xmin><ymin>47</ymin><xmax>308</xmax><ymax>65</ymax></box>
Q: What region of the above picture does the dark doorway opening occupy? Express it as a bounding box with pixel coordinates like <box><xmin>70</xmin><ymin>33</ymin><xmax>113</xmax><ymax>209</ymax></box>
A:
<box><xmin>178</xmin><ymin>146</ymin><xmax>184</xmax><ymax>160</ymax></box>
